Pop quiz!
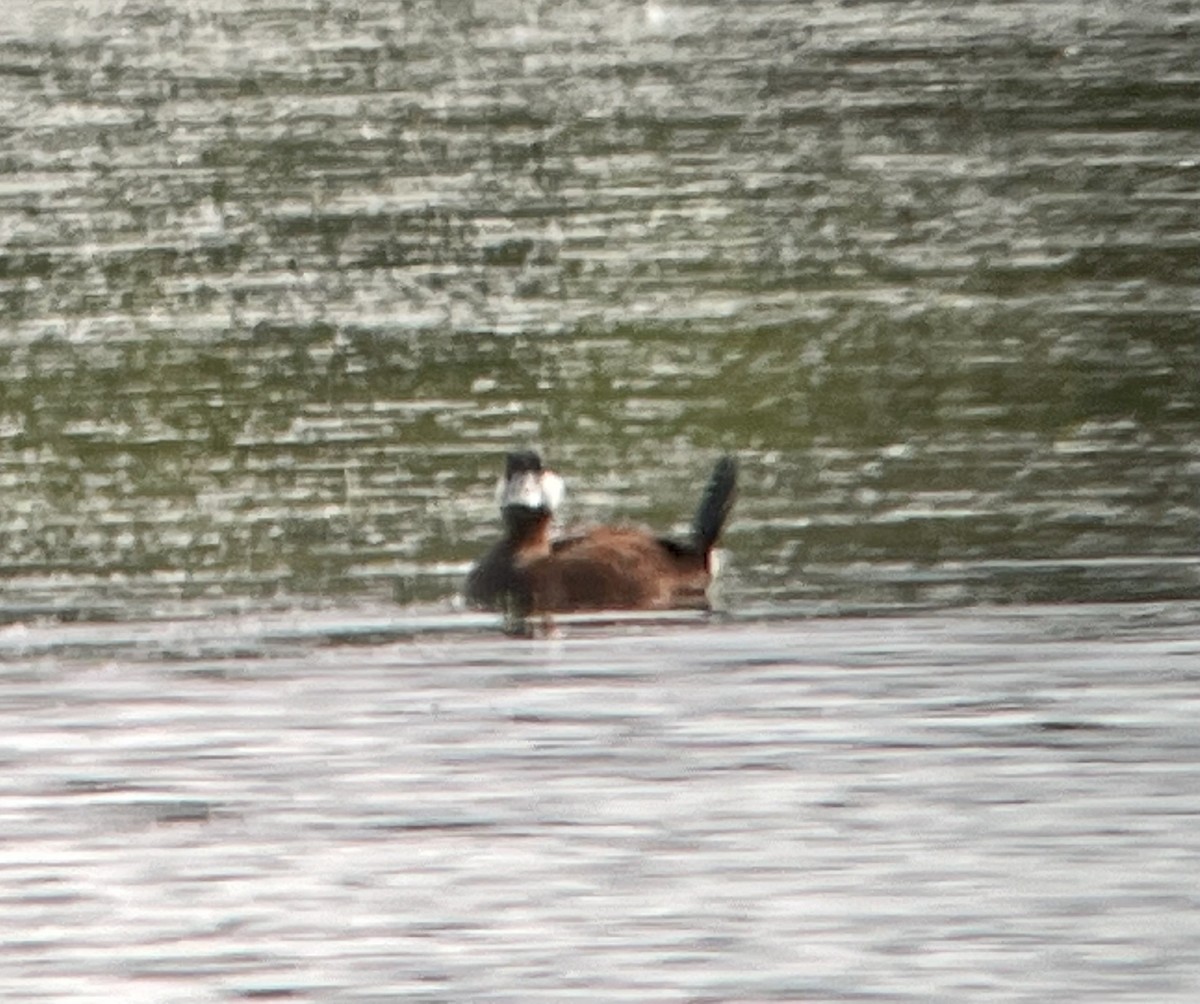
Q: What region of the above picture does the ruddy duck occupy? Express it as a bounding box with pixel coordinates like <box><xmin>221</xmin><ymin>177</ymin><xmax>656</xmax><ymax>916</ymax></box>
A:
<box><xmin>464</xmin><ymin>451</ymin><xmax>737</xmax><ymax>617</ymax></box>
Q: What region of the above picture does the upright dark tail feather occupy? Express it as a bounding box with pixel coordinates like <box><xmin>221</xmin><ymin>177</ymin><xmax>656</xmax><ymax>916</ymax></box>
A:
<box><xmin>691</xmin><ymin>455</ymin><xmax>738</xmax><ymax>552</ymax></box>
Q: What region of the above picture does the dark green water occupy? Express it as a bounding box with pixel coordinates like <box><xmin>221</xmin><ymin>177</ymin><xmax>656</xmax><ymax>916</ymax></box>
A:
<box><xmin>2</xmin><ymin>0</ymin><xmax>1199</xmax><ymax>618</ymax></box>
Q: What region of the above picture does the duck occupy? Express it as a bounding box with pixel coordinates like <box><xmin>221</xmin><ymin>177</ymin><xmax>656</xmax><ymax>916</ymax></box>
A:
<box><xmin>464</xmin><ymin>450</ymin><xmax>737</xmax><ymax>618</ymax></box>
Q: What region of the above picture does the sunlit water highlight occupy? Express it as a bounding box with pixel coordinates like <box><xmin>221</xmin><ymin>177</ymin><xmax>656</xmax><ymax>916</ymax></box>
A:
<box><xmin>3</xmin><ymin>603</ymin><xmax>1200</xmax><ymax>1001</ymax></box>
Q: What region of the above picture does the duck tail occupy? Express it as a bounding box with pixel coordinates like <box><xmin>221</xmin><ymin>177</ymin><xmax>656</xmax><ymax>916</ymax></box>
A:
<box><xmin>691</xmin><ymin>455</ymin><xmax>738</xmax><ymax>553</ymax></box>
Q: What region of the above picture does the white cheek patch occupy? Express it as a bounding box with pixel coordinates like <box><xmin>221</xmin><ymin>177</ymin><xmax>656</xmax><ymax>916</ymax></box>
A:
<box><xmin>499</xmin><ymin>470</ymin><xmax>565</xmax><ymax>512</ymax></box>
<box><xmin>540</xmin><ymin>471</ymin><xmax>565</xmax><ymax>513</ymax></box>
<box><xmin>498</xmin><ymin>472</ymin><xmax>541</xmax><ymax>509</ymax></box>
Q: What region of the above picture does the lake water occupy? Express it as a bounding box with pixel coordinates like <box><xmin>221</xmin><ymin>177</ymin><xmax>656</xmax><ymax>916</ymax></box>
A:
<box><xmin>4</xmin><ymin>603</ymin><xmax>1200</xmax><ymax>1001</ymax></box>
<box><xmin>2</xmin><ymin>0</ymin><xmax>1200</xmax><ymax>999</ymax></box>
<box><xmin>2</xmin><ymin>0</ymin><xmax>1200</xmax><ymax>615</ymax></box>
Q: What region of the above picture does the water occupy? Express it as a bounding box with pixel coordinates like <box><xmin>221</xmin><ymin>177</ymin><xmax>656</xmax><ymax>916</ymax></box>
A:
<box><xmin>3</xmin><ymin>1</ymin><xmax>1200</xmax><ymax>999</ymax></box>
<box><xmin>1</xmin><ymin>0</ymin><xmax>1199</xmax><ymax>614</ymax></box>
<box><xmin>3</xmin><ymin>603</ymin><xmax>1200</xmax><ymax>1001</ymax></box>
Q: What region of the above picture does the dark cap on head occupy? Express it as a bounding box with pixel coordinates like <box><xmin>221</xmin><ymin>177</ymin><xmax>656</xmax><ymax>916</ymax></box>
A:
<box><xmin>504</xmin><ymin>451</ymin><xmax>543</xmax><ymax>479</ymax></box>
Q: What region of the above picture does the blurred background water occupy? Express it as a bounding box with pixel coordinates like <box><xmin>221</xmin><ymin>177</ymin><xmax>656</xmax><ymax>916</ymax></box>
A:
<box><xmin>2</xmin><ymin>0</ymin><xmax>1199</xmax><ymax>617</ymax></box>
<box><xmin>3</xmin><ymin>1</ymin><xmax>1200</xmax><ymax>1001</ymax></box>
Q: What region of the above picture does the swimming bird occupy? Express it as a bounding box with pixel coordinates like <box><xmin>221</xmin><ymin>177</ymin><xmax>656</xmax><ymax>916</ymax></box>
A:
<box><xmin>464</xmin><ymin>450</ymin><xmax>737</xmax><ymax>619</ymax></box>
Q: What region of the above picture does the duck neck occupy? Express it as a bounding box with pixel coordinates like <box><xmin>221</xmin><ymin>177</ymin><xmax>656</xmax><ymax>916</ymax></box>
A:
<box><xmin>503</xmin><ymin>505</ymin><xmax>554</xmax><ymax>558</ymax></box>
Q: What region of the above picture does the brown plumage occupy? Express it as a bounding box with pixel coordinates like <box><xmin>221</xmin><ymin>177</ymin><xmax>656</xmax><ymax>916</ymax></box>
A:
<box><xmin>464</xmin><ymin>451</ymin><xmax>737</xmax><ymax>617</ymax></box>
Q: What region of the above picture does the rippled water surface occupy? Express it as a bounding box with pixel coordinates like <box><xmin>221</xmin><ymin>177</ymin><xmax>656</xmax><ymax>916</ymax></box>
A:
<box><xmin>2</xmin><ymin>0</ymin><xmax>1200</xmax><ymax>613</ymax></box>
<box><xmin>3</xmin><ymin>2</ymin><xmax>1200</xmax><ymax>999</ymax></box>
<box><xmin>3</xmin><ymin>603</ymin><xmax>1200</xmax><ymax>1002</ymax></box>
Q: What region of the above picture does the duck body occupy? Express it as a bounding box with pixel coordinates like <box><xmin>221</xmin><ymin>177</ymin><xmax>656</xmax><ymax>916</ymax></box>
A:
<box><xmin>464</xmin><ymin>452</ymin><xmax>736</xmax><ymax>617</ymax></box>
